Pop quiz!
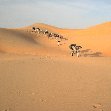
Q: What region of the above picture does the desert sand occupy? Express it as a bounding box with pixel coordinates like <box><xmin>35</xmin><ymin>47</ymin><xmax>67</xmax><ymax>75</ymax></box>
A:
<box><xmin>0</xmin><ymin>22</ymin><xmax>111</xmax><ymax>111</ymax></box>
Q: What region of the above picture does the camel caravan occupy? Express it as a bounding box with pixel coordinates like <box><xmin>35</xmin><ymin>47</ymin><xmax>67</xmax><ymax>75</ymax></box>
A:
<box><xmin>32</xmin><ymin>27</ymin><xmax>82</xmax><ymax>57</ymax></box>
<box><xmin>32</xmin><ymin>26</ymin><xmax>67</xmax><ymax>46</ymax></box>
<box><xmin>32</xmin><ymin>27</ymin><xmax>66</xmax><ymax>40</ymax></box>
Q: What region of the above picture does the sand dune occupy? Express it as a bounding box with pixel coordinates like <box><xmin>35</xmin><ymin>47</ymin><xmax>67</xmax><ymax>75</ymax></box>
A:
<box><xmin>0</xmin><ymin>21</ymin><xmax>111</xmax><ymax>56</ymax></box>
<box><xmin>0</xmin><ymin>22</ymin><xmax>111</xmax><ymax>111</ymax></box>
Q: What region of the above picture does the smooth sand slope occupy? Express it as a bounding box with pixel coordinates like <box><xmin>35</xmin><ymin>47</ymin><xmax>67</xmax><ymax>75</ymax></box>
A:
<box><xmin>0</xmin><ymin>22</ymin><xmax>111</xmax><ymax>111</ymax></box>
<box><xmin>0</xmin><ymin>28</ymin><xmax>66</xmax><ymax>57</ymax></box>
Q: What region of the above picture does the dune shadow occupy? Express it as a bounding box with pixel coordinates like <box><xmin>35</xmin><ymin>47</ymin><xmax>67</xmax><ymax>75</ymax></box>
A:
<box><xmin>84</xmin><ymin>52</ymin><xmax>103</xmax><ymax>57</ymax></box>
<box><xmin>81</xmin><ymin>49</ymin><xmax>103</xmax><ymax>57</ymax></box>
<box><xmin>9</xmin><ymin>29</ymin><xmax>38</xmax><ymax>44</ymax></box>
<box><xmin>81</xmin><ymin>49</ymin><xmax>91</xmax><ymax>53</ymax></box>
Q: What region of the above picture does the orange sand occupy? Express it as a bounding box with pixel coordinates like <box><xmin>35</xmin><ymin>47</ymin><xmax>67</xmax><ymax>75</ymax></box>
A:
<box><xmin>0</xmin><ymin>22</ymin><xmax>111</xmax><ymax>111</ymax></box>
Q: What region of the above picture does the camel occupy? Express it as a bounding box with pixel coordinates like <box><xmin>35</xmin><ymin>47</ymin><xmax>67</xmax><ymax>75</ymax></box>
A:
<box><xmin>69</xmin><ymin>44</ymin><xmax>82</xmax><ymax>57</ymax></box>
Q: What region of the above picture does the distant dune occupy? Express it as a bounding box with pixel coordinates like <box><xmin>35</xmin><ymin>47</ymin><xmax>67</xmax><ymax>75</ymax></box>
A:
<box><xmin>0</xmin><ymin>22</ymin><xmax>111</xmax><ymax>56</ymax></box>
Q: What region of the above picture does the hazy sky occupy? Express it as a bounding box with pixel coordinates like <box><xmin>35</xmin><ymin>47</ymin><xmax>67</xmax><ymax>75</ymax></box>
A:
<box><xmin>0</xmin><ymin>0</ymin><xmax>111</xmax><ymax>28</ymax></box>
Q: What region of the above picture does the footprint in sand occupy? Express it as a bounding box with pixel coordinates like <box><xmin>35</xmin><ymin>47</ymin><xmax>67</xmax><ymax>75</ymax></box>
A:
<box><xmin>92</xmin><ymin>103</ymin><xmax>103</xmax><ymax>111</ymax></box>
